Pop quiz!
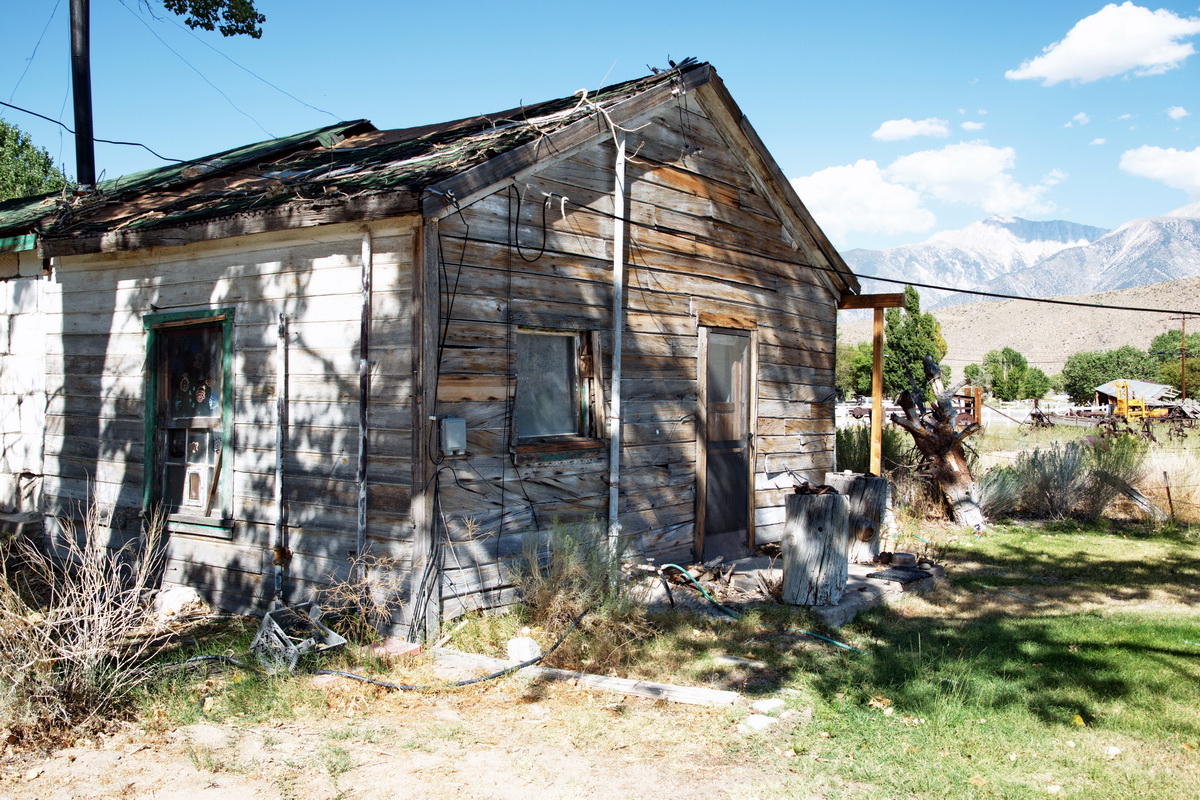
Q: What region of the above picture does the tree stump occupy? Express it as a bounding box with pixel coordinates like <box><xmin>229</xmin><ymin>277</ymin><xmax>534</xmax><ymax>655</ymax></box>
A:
<box><xmin>824</xmin><ymin>472</ymin><xmax>888</xmax><ymax>564</ymax></box>
<box><xmin>782</xmin><ymin>493</ymin><xmax>849</xmax><ymax>606</ymax></box>
<box><xmin>890</xmin><ymin>355</ymin><xmax>986</xmax><ymax>530</ymax></box>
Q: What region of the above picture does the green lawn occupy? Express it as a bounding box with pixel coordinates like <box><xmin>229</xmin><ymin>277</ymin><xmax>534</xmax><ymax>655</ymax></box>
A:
<box><xmin>745</xmin><ymin>521</ymin><xmax>1200</xmax><ymax>799</ymax></box>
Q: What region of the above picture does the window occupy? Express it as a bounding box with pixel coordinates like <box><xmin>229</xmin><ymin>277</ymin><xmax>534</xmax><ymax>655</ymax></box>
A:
<box><xmin>515</xmin><ymin>331</ymin><xmax>581</xmax><ymax>439</ymax></box>
<box><xmin>144</xmin><ymin>310</ymin><xmax>233</xmax><ymax>526</ymax></box>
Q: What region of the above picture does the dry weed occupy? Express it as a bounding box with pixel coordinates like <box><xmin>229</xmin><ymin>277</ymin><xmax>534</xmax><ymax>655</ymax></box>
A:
<box><xmin>0</xmin><ymin>504</ymin><xmax>170</xmax><ymax>745</ymax></box>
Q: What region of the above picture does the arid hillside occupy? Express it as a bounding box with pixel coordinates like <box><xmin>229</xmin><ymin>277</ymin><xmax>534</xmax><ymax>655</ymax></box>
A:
<box><xmin>838</xmin><ymin>276</ymin><xmax>1200</xmax><ymax>377</ymax></box>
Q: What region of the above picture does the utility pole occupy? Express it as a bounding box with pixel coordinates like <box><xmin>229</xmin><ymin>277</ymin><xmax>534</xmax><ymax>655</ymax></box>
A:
<box><xmin>70</xmin><ymin>0</ymin><xmax>96</xmax><ymax>189</ymax></box>
<box><xmin>1182</xmin><ymin>314</ymin><xmax>1189</xmax><ymax>402</ymax></box>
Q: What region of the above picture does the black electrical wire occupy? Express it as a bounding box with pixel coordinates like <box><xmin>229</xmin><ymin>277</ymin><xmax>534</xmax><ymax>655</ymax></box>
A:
<box><xmin>520</xmin><ymin>186</ymin><xmax>1199</xmax><ymax>317</ymax></box>
<box><xmin>161</xmin><ymin>609</ymin><xmax>589</xmax><ymax>692</ymax></box>
<box><xmin>8</xmin><ymin>0</ymin><xmax>62</xmax><ymax>102</ymax></box>
<box><xmin>308</xmin><ymin>608</ymin><xmax>590</xmax><ymax>690</ymax></box>
<box><xmin>0</xmin><ymin>99</ymin><xmax>183</xmax><ymax>163</ymax></box>
<box><xmin>114</xmin><ymin>0</ymin><xmax>275</xmax><ymax>139</ymax></box>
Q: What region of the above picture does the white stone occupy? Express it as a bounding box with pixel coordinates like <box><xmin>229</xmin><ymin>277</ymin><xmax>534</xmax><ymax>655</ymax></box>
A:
<box><xmin>750</xmin><ymin>698</ymin><xmax>786</xmax><ymax>715</ymax></box>
<box><xmin>152</xmin><ymin>586</ymin><xmax>208</xmax><ymax>618</ymax></box>
<box><xmin>740</xmin><ymin>714</ymin><xmax>778</xmax><ymax>732</ymax></box>
<box><xmin>507</xmin><ymin>636</ymin><xmax>541</xmax><ymax>663</ymax></box>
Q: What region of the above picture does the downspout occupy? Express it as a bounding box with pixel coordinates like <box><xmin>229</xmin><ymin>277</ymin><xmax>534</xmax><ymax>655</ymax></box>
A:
<box><xmin>357</xmin><ymin>229</ymin><xmax>373</xmax><ymax>582</ymax></box>
<box><xmin>607</xmin><ymin>132</ymin><xmax>627</xmax><ymax>551</ymax></box>
<box><xmin>273</xmin><ymin>313</ymin><xmax>289</xmax><ymax>604</ymax></box>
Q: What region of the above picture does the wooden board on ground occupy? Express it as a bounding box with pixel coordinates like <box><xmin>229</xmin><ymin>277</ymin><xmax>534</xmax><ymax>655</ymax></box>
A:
<box><xmin>432</xmin><ymin>647</ymin><xmax>739</xmax><ymax>706</ymax></box>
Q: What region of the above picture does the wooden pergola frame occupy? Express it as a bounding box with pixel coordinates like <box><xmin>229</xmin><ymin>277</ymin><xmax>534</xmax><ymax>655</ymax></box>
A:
<box><xmin>837</xmin><ymin>292</ymin><xmax>907</xmax><ymax>476</ymax></box>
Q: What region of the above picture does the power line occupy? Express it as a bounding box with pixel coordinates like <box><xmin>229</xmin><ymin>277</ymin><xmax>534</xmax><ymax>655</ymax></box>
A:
<box><xmin>531</xmin><ymin>189</ymin><xmax>1199</xmax><ymax>317</ymax></box>
<box><xmin>0</xmin><ymin>99</ymin><xmax>182</xmax><ymax>163</ymax></box>
<box><xmin>8</xmin><ymin>0</ymin><xmax>63</xmax><ymax>102</ymax></box>
<box><xmin>115</xmin><ymin>0</ymin><xmax>275</xmax><ymax>139</ymax></box>
<box><xmin>156</xmin><ymin>9</ymin><xmax>340</xmax><ymax>121</ymax></box>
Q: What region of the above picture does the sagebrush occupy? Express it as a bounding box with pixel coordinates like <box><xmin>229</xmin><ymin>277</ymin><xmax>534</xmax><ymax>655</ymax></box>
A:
<box><xmin>0</xmin><ymin>505</ymin><xmax>168</xmax><ymax>744</ymax></box>
<box><xmin>511</xmin><ymin>519</ymin><xmax>652</xmax><ymax>674</ymax></box>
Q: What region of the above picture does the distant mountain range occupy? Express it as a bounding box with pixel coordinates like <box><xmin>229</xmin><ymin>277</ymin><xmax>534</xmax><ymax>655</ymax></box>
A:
<box><xmin>844</xmin><ymin>203</ymin><xmax>1200</xmax><ymax>309</ymax></box>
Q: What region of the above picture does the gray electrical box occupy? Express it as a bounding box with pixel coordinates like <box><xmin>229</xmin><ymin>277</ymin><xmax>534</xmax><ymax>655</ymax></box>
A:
<box><xmin>440</xmin><ymin>416</ymin><xmax>467</xmax><ymax>456</ymax></box>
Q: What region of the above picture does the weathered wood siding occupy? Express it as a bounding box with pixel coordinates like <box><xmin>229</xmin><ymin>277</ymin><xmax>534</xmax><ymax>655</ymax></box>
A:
<box><xmin>0</xmin><ymin>273</ymin><xmax>48</xmax><ymax>511</ymax></box>
<box><xmin>41</xmin><ymin>221</ymin><xmax>418</xmax><ymax>612</ymax></box>
<box><xmin>433</xmin><ymin>99</ymin><xmax>838</xmax><ymax>616</ymax></box>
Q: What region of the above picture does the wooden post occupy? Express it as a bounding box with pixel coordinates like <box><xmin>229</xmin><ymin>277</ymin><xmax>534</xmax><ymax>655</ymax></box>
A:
<box><xmin>837</xmin><ymin>293</ymin><xmax>906</xmax><ymax>478</ymax></box>
<box><xmin>870</xmin><ymin>308</ymin><xmax>884</xmax><ymax>476</ymax></box>
<box><xmin>825</xmin><ymin>472</ymin><xmax>887</xmax><ymax>564</ymax></box>
<box><xmin>782</xmin><ymin>493</ymin><xmax>849</xmax><ymax>606</ymax></box>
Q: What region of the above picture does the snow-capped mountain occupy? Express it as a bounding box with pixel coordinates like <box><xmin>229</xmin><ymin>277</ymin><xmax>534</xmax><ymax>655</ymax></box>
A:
<box><xmin>844</xmin><ymin>216</ymin><xmax>1108</xmax><ymax>308</ymax></box>
<box><xmin>982</xmin><ymin>204</ymin><xmax>1200</xmax><ymax>299</ymax></box>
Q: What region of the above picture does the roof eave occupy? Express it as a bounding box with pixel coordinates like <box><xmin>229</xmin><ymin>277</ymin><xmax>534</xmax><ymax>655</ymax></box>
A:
<box><xmin>40</xmin><ymin>189</ymin><xmax>421</xmax><ymax>257</ymax></box>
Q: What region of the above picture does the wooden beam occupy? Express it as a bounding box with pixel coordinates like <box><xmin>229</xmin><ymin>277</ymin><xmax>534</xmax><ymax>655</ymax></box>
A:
<box><xmin>407</xmin><ymin>220</ymin><xmax>441</xmax><ymax>640</ymax></box>
<box><xmin>433</xmin><ymin>648</ymin><xmax>740</xmax><ymax>706</ymax></box>
<box><xmin>41</xmin><ymin>191</ymin><xmax>421</xmax><ymax>256</ymax></box>
<box><xmin>870</xmin><ymin>308</ymin><xmax>884</xmax><ymax>477</ymax></box>
<box><xmin>422</xmin><ymin>66</ymin><xmax>715</xmax><ymax>221</ymax></box>
<box><xmin>838</xmin><ymin>293</ymin><xmax>906</xmax><ymax>310</ymax></box>
<box><xmin>696</xmin><ymin>73</ymin><xmax>859</xmax><ymax>296</ymax></box>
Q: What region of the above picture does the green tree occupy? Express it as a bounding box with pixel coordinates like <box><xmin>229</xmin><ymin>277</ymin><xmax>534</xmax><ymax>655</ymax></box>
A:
<box><xmin>983</xmin><ymin>347</ymin><xmax>1028</xmax><ymax>401</ymax></box>
<box><xmin>963</xmin><ymin>363</ymin><xmax>983</xmax><ymax>386</ymax></box>
<box><xmin>1157</xmin><ymin>360</ymin><xmax>1200</xmax><ymax>397</ymax></box>
<box><xmin>1147</xmin><ymin>329</ymin><xmax>1200</xmax><ymax>369</ymax></box>
<box><xmin>836</xmin><ymin>339</ymin><xmax>874</xmax><ymax>400</ymax></box>
<box><xmin>883</xmin><ymin>286</ymin><xmax>947</xmax><ymax>397</ymax></box>
<box><xmin>1060</xmin><ymin>346</ymin><xmax>1157</xmax><ymax>404</ymax></box>
<box><xmin>0</xmin><ymin>121</ymin><xmax>69</xmax><ymax>202</ymax></box>
<box><xmin>1022</xmin><ymin>366</ymin><xmax>1051</xmax><ymax>400</ymax></box>
<box><xmin>160</xmin><ymin>0</ymin><xmax>265</xmax><ymax>38</ymax></box>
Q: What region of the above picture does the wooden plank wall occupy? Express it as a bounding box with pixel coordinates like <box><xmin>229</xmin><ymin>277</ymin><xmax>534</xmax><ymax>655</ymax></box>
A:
<box><xmin>41</xmin><ymin>221</ymin><xmax>418</xmax><ymax>614</ymax></box>
<box><xmin>0</xmin><ymin>274</ymin><xmax>48</xmax><ymax>512</ymax></box>
<box><xmin>434</xmin><ymin>99</ymin><xmax>838</xmax><ymax>617</ymax></box>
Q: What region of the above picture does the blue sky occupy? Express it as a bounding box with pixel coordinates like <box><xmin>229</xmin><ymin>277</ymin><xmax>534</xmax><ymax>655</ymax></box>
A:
<box><xmin>3</xmin><ymin>1</ymin><xmax>1199</xmax><ymax>251</ymax></box>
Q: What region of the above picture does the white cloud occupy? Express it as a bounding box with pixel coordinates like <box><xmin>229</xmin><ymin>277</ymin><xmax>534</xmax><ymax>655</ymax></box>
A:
<box><xmin>791</xmin><ymin>160</ymin><xmax>936</xmax><ymax>241</ymax></box>
<box><xmin>871</xmin><ymin>117</ymin><xmax>951</xmax><ymax>141</ymax></box>
<box><xmin>1120</xmin><ymin>145</ymin><xmax>1200</xmax><ymax>195</ymax></box>
<box><xmin>1168</xmin><ymin>105</ymin><xmax>1190</xmax><ymax>120</ymax></box>
<box><xmin>1091</xmin><ymin>137</ymin><xmax>1108</xmax><ymax>145</ymax></box>
<box><xmin>961</xmin><ymin>121</ymin><xmax>986</xmax><ymax>131</ymax></box>
<box><xmin>1006</xmin><ymin>2</ymin><xmax>1200</xmax><ymax>85</ymax></box>
<box><xmin>884</xmin><ymin>141</ymin><xmax>1062</xmax><ymax>215</ymax></box>
<box><xmin>1074</xmin><ymin>112</ymin><xmax>1091</xmax><ymax>125</ymax></box>
<box><xmin>1118</xmin><ymin>113</ymin><xmax>1134</xmax><ymax>120</ymax></box>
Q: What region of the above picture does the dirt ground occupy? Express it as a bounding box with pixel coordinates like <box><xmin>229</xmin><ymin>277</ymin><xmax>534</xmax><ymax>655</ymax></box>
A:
<box><xmin>0</xmin><ymin>669</ymin><xmax>824</xmax><ymax>800</ymax></box>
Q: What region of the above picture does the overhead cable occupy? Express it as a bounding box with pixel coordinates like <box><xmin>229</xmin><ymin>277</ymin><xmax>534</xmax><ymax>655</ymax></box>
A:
<box><xmin>0</xmin><ymin>99</ymin><xmax>182</xmax><ymax>162</ymax></box>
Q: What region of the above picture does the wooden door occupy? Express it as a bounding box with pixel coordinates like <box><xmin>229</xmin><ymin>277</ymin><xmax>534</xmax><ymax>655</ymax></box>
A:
<box><xmin>699</xmin><ymin>329</ymin><xmax>754</xmax><ymax>561</ymax></box>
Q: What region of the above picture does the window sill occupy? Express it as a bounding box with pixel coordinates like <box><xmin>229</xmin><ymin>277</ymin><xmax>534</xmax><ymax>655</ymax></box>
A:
<box><xmin>165</xmin><ymin>513</ymin><xmax>234</xmax><ymax>539</ymax></box>
<box><xmin>514</xmin><ymin>436</ymin><xmax>606</xmax><ymax>464</ymax></box>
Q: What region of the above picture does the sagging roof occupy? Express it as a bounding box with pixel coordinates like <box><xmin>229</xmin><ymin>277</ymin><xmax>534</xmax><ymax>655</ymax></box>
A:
<box><xmin>1094</xmin><ymin>380</ymin><xmax>1178</xmax><ymax>402</ymax></box>
<box><xmin>0</xmin><ymin>61</ymin><xmax>857</xmax><ymax>292</ymax></box>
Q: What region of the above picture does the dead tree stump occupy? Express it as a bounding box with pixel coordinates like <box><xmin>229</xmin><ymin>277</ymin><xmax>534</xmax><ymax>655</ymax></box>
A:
<box><xmin>890</xmin><ymin>355</ymin><xmax>986</xmax><ymax>530</ymax></box>
<box><xmin>824</xmin><ymin>472</ymin><xmax>888</xmax><ymax>564</ymax></box>
<box><xmin>782</xmin><ymin>493</ymin><xmax>849</xmax><ymax>606</ymax></box>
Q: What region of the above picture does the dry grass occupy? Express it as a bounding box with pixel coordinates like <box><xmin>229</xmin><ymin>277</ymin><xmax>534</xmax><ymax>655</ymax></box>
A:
<box><xmin>315</xmin><ymin>553</ymin><xmax>406</xmax><ymax>644</ymax></box>
<box><xmin>0</xmin><ymin>504</ymin><xmax>170</xmax><ymax>746</ymax></box>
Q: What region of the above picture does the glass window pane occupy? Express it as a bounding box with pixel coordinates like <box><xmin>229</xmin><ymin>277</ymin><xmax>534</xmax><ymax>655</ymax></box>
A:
<box><xmin>165</xmin><ymin>464</ymin><xmax>185</xmax><ymax>510</ymax></box>
<box><xmin>188</xmin><ymin>430</ymin><xmax>210</xmax><ymax>465</ymax></box>
<box><xmin>516</xmin><ymin>333</ymin><xmax>578</xmax><ymax>437</ymax></box>
<box><xmin>162</xmin><ymin>325</ymin><xmax>222</xmax><ymax>420</ymax></box>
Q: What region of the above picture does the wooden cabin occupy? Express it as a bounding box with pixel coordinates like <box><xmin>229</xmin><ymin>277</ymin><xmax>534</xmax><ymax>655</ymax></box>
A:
<box><xmin>0</xmin><ymin>62</ymin><xmax>858</xmax><ymax>637</ymax></box>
